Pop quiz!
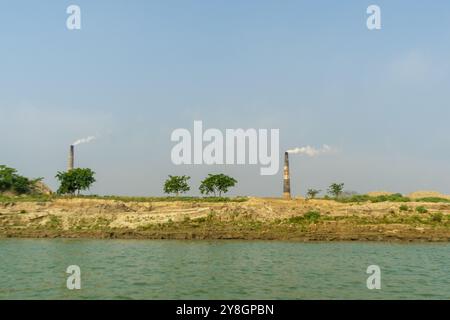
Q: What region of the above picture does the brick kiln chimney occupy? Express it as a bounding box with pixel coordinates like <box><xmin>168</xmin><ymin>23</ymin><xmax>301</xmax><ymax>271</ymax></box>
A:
<box><xmin>283</xmin><ymin>152</ymin><xmax>291</xmax><ymax>200</ymax></box>
<box><xmin>68</xmin><ymin>145</ymin><xmax>74</xmax><ymax>171</ymax></box>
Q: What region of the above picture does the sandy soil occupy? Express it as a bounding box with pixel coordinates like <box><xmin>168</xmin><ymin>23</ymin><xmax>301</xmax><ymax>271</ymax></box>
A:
<box><xmin>1</xmin><ymin>197</ymin><xmax>449</xmax><ymax>241</ymax></box>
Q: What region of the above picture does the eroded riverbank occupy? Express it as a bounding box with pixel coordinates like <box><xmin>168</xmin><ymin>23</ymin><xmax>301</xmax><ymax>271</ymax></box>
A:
<box><xmin>1</xmin><ymin>197</ymin><xmax>449</xmax><ymax>242</ymax></box>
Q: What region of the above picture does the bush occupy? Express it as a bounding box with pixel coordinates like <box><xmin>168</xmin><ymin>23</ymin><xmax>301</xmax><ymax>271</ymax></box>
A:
<box><xmin>0</xmin><ymin>165</ymin><xmax>42</xmax><ymax>195</ymax></box>
<box><xmin>416</xmin><ymin>197</ymin><xmax>450</xmax><ymax>203</ymax></box>
<box><xmin>430</xmin><ymin>212</ymin><xmax>443</xmax><ymax>223</ymax></box>
<box><xmin>306</xmin><ymin>189</ymin><xmax>321</xmax><ymax>200</ymax></box>
<box><xmin>399</xmin><ymin>205</ymin><xmax>409</xmax><ymax>211</ymax></box>
<box><xmin>287</xmin><ymin>211</ymin><xmax>321</xmax><ymax>224</ymax></box>
<box><xmin>336</xmin><ymin>193</ymin><xmax>411</xmax><ymax>204</ymax></box>
<box><xmin>304</xmin><ymin>211</ymin><xmax>321</xmax><ymax>222</ymax></box>
<box><xmin>415</xmin><ymin>206</ymin><xmax>428</xmax><ymax>214</ymax></box>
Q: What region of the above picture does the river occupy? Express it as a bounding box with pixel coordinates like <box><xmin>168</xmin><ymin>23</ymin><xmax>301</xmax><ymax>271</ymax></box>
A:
<box><xmin>0</xmin><ymin>239</ymin><xmax>448</xmax><ymax>299</ymax></box>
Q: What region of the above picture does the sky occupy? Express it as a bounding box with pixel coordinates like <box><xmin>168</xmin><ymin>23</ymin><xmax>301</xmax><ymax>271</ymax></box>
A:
<box><xmin>1</xmin><ymin>0</ymin><xmax>450</xmax><ymax>197</ymax></box>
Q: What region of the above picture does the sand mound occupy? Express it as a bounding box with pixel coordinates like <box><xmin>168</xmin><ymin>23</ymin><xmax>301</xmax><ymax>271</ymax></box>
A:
<box><xmin>33</xmin><ymin>181</ymin><xmax>53</xmax><ymax>195</ymax></box>
<box><xmin>407</xmin><ymin>191</ymin><xmax>450</xmax><ymax>200</ymax></box>
<box><xmin>366</xmin><ymin>191</ymin><xmax>395</xmax><ymax>197</ymax></box>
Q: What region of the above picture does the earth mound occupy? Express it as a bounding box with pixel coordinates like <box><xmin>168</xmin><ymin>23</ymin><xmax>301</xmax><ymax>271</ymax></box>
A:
<box><xmin>408</xmin><ymin>191</ymin><xmax>450</xmax><ymax>200</ymax></box>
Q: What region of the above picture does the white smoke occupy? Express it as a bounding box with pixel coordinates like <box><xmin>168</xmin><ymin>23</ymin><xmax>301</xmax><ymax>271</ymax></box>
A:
<box><xmin>287</xmin><ymin>144</ymin><xmax>335</xmax><ymax>157</ymax></box>
<box><xmin>72</xmin><ymin>136</ymin><xmax>96</xmax><ymax>146</ymax></box>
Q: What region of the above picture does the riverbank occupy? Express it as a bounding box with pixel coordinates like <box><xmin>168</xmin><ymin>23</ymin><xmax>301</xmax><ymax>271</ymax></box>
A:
<box><xmin>1</xmin><ymin>197</ymin><xmax>449</xmax><ymax>242</ymax></box>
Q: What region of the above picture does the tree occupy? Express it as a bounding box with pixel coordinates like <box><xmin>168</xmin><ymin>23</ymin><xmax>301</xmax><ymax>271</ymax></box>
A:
<box><xmin>0</xmin><ymin>165</ymin><xmax>42</xmax><ymax>195</ymax></box>
<box><xmin>327</xmin><ymin>183</ymin><xmax>344</xmax><ymax>199</ymax></box>
<box><xmin>56</xmin><ymin>168</ymin><xmax>96</xmax><ymax>195</ymax></box>
<box><xmin>163</xmin><ymin>175</ymin><xmax>190</xmax><ymax>196</ymax></box>
<box><xmin>306</xmin><ymin>189</ymin><xmax>321</xmax><ymax>200</ymax></box>
<box><xmin>199</xmin><ymin>174</ymin><xmax>237</xmax><ymax>197</ymax></box>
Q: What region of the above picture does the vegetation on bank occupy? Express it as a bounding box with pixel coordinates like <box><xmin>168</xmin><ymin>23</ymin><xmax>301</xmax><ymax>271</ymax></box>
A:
<box><xmin>163</xmin><ymin>175</ymin><xmax>191</xmax><ymax>196</ymax></box>
<box><xmin>0</xmin><ymin>194</ymin><xmax>52</xmax><ymax>203</ymax></box>
<box><xmin>304</xmin><ymin>182</ymin><xmax>450</xmax><ymax>204</ymax></box>
<box><xmin>0</xmin><ymin>165</ymin><xmax>42</xmax><ymax>195</ymax></box>
<box><xmin>0</xmin><ymin>194</ymin><xmax>248</xmax><ymax>203</ymax></box>
<box><xmin>1</xmin><ymin>193</ymin><xmax>449</xmax><ymax>204</ymax></box>
<box><xmin>284</xmin><ymin>212</ymin><xmax>450</xmax><ymax>228</ymax></box>
<box><xmin>55</xmin><ymin>168</ymin><xmax>96</xmax><ymax>195</ymax></box>
<box><xmin>332</xmin><ymin>193</ymin><xmax>450</xmax><ymax>204</ymax></box>
<box><xmin>73</xmin><ymin>195</ymin><xmax>248</xmax><ymax>203</ymax></box>
<box><xmin>2</xmin><ymin>165</ymin><xmax>449</xmax><ymax>206</ymax></box>
<box><xmin>163</xmin><ymin>174</ymin><xmax>237</xmax><ymax>197</ymax></box>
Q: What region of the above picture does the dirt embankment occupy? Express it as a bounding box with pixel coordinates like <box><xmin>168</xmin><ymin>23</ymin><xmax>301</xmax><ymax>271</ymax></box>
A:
<box><xmin>0</xmin><ymin>197</ymin><xmax>450</xmax><ymax>242</ymax></box>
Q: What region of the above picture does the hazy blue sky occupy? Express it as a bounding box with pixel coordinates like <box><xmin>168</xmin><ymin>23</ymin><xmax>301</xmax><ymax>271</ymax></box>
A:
<box><xmin>1</xmin><ymin>0</ymin><xmax>450</xmax><ymax>197</ymax></box>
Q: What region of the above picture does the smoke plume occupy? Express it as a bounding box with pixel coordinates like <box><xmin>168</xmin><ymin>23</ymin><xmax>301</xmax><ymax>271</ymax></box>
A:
<box><xmin>72</xmin><ymin>136</ymin><xmax>96</xmax><ymax>146</ymax></box>
<box><xmin>287</xmin><ymin>145</ymin><xmax>334</xmax><ymax>157</ymax></box>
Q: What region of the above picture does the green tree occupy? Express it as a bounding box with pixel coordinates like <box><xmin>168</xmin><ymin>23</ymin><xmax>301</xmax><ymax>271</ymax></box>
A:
<box><xmin>199</xmin><ymin>174</ymin><xmax>237</xmax><ymax>197</ymax></box>
<box><xmin>163</xmin><ymin>175</ymin><xmax>190</xmax><ymax>196</ymax></box>
<box><xmin>327</xmin><ymin>183</ymin><xmax>344</xmax><ymax>199</ymax></box>
<box><xmin>55</xmin><ymin>168</ymin><xmax>96</xmax><ymax>195</ymax></box>
<box><xmin>306</xmin><ymin>189</ymin><xmax>321</xmax><ymax>200</ymax></box>
<box><xmin>0</xmin><ymin>165</ymin><xmax>42</xmax><ymax>195</ymax></box>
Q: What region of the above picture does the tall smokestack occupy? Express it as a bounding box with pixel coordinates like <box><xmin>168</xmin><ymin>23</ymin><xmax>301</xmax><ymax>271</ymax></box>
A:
<box><xmin>283</xmin><ymin>152</ymin><xmax>291</xmax><ymax>200</ymax></box>
<box><xmin>68</xmin><ymin>145</ymin><xmax>74</xmax><ymax>171</ymax></box>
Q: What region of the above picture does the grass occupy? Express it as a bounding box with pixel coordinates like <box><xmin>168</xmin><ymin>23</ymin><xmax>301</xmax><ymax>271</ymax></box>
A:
<box><xmin>0</xmin><ymin>194</ymin><xmax>52</xmax><ymax>203</ymax></box>
<box><xmin>0</xmin><ymin>194</ymin><xmax>248</xmax><ymax>203</ymax></box>
<box><xmin>332</xmin><ymin>193</ymin><xmax>450</xmax><ymax>204</ymax></box>
<box><xmin>335</xmin><ymin>193</ymin><xmax>410</xmax><ymax>203</ymax></box>
<box><xmin>45</xmin><ymin>215</ymin><xmax>62</xmax><ymax>229</ymax></box>
<box><xmin>416</xmin><ymin>197</ymin><xmax>450</xmax><ymax>203</ymax></box>
<box><xmin>56</xmin><ymin>195</ymin><xmax>249</xmax><ymax>203</ymax></box>
<box><xmin>343</xmin><ymin>211</ymin><xmax>450</xmax><ymax>226</ymax></box>
<box><xmin>287</xmin><ymin>211</ymin><xmax>321</xmax><ymax>224</ymax></box>
<box><xmin>431</xmin><ymin>212</ymin><xmax>444</xmax><ymax>222</ymax></box>
<box><xmin>2</xmin><ymin>193</ymin><xmax>449</xmax><ymax>205</ymax></box>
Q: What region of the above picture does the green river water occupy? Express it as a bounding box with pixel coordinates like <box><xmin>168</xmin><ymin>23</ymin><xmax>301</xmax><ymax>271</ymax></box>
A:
<box><xmin>0</xmin><ymin>239</ymin><xmax>448</xmax><ymax>299</ymax></box>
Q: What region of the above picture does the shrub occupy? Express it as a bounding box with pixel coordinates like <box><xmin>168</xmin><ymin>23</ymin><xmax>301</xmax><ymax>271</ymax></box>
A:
<box><xmin>416</xmin><ymin>197</ymin><xmax>450</xmax><ymax>203</ymax></box>
<box><xmin>430</xmin><ymin>212</ymin><xmax>443</xmax><ymax>223</ymax></box>
<box><xmin>287</xmin><ymin>211</ymin><xmax>321</xmax><ymax>224</ymax></box>
<box><xmin>0</xmin><ymin>165</ymin><xmax>42</xmax><ymax>195</ymax></box>
<box><xmin>287</xmin><ymin>216</ymin><xmax>304</xmax><ymax>224</ymax></box>
<box><xmin>306</xmin><ymin>189</ymin><xmax>321</xmax><ymax>200</ymax></box>
<box><xmin>336</xmin><ymin>193</ymin><xmax>411</xmax><ymax>204</ymax></box>
<box><xmin>399</xmin><ymin>205</ymin><xmax>409</xmax><ymax>212</ymax></box>
<box><xmin>415</xmin><ymin>206</ymin><xmax>428</xmax><ymax>214</ymax></box>
<box><xmin>304</xmin><ymin>211</ymin><xmax>321</xmax><ymax>222</ymax></box>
